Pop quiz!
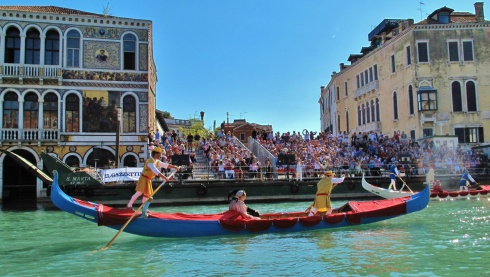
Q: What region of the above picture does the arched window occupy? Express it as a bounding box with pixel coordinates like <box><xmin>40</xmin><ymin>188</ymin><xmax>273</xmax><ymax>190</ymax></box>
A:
<box><xmin>67</xmin><ymin>30</ymin><xmax>80</xmax><ymax>67</ymax></box>
<box><xmin>5</xmin><ymin>27</ymin><xmax>21</xmax><ymax>63</ymax></box>
<box><xmin>345</xmin><ymin>111</ymin><xmax>349</xmax><ymax>132</ymax></box>
<box><xmin>408</xmin><ymin>85</ymin><xmax>414</xmax><ymax>115</ymax></box>
<box><xmin>122</xmin><ymin>95</ymin><xmax>136</xmax><ymax>132</ymax></box>
<box><xmin>25</xmin><ymin>28</ymin><xmax>41</xmax><ymax>64</ymax></box>
<box><xmin>366</xmin><ymin>102</ymin><xmax>371</xmax><ymax>123</ymax></box>
<box><xmin>123</xmin><ymin>155</ymin><xmax>137</xmax><ymax>167</ymax></box>
<box><xmin>3</xmin><ymin>92</ymin><xmax>19</xmax><ymax>128</ymax></box>
<box><xmin>43</xmin><ymin>93</ymin><xmax>58</xmax><ymax>129</ymax></box>
<box><xmin>393</xmin><ymin>92</ymin><xmax>398</xmax><ymax>120</ymax></box>
<box><xmin>65</xmin><ymin>155</ymin><xmax>80</xmax><ymax>167</ymax></box>
<box><xmin>451</xmin><ymin>82</ymin><xmax>462</xmax><ymax>112</ymax></box>
<box><xmin>370</xmin><ymin>100</ymin><xmax>375</xmax><ymax>122</ymax></box>
<box><xmin>337</xmin><ymin>114</ymin><xmax>341</xmax><ymax>132</ymax></box>
<box><xmin>375</xmin><ymin>98</ymin><xmax>380</xmax><ymax>121</ymax></box>
<box><xmin>466</xmin><ymin>81</ymin><xmax>477</xmax><ymax>112</ymax></box>
<box><xmin>65</xmin><ymin>94</ymin><xmax>80</xmax><ymax>132</ymax></box>
<box><xmin>123</xmin><ymin>34</ymin><xmax>136</xmax><ymax>70</ymax></box>
<box><xmin>45</xmin><ymin>30</ymin><xmax>60</xmax><ymax>65</ymax></box>
<box><xmin>23</xmin><ymin>92</ymin><xmax>39</xmax><ymax>128</ymax></box>
<box><xmin>357</xmin><ymin>106</ymin><xmax>361</xmax><ymax>126</ymax></box>
<box><xmin>362</xmin><ymin>104</ymin><xmax>366</xmax><ymax>125</ymax></box>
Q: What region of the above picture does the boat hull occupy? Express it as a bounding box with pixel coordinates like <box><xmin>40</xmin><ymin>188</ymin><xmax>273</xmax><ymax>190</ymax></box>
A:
<box><xmin>361</xmin><ymin>175</ymin><xmax>413</xmax><ymax>199</ymax></box>
<box><xmin>50</xmin><ymin>171</ymin><xmax>430</xmax><ymax>238</ymax></box>
<box><xmin>430</xmin><ymin>186</ymin><xmax>489</xmax><ymax>200</ymax></box>
<box><xmin>362</xmin><ymin>174</ymin><xmax>489</xmax><ymax>201</ymax></box>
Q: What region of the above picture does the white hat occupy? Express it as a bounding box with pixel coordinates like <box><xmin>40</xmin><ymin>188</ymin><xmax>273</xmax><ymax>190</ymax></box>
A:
<box><xmin>235</xmin><ymin>190</ymin><xmax>245</xmax><ymax>197</ymax></box>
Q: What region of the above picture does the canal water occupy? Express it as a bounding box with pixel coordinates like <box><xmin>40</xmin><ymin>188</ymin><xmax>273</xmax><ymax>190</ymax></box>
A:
<box><xmin>1</xmin><ymin>198</ymin><xmax>489</xmax><ymax>277</ymax></box>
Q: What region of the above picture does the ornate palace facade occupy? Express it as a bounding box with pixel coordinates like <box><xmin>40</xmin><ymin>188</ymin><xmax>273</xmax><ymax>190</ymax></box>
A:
<box><xmin>0</xmin><ymin>6</ymin><xmax>157</xmax><ymax>203</ymax></box>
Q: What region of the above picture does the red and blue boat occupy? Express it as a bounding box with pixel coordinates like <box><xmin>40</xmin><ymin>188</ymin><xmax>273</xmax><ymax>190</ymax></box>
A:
<box><xmin>51</xmin><ymin>171</ymin><xmax>430</xmax><ymax>238</ymax></box>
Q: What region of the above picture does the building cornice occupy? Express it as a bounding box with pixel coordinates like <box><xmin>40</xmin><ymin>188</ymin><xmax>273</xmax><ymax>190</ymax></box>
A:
<box><xmin>0</xmin><ymin>9</ymin><xmax>151</xmax><ymax>29</ymax></box>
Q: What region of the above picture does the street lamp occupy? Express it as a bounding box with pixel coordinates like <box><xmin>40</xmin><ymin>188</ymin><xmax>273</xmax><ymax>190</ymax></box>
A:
<box><xmin>200</xmin><ymin>111</ymin><xmax>205</xmax><ymax>122</ymax></box>
<box><xmin>115</xmin><ymin>106</ymin><xmax>122</xmax><ymax>168</ymax></box>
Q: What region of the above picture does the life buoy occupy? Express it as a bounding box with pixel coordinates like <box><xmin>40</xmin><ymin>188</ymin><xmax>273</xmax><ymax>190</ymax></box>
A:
<box><xmin>196</xmin><ymin>184</ymin><xmax>207</xmax><ymax>196</ymax></box>
<box><xmin>290</xmin><ymin>183</ymin><xmax>299</xmax><ymax>194</ymax></box>
<box><xmin>347</xmin><ymin>182</ymin><xmax>356</xmax><ymax>190</ymax></box>
<box><xmin>163</xmin><ymin>183</ymin><xmax>173</xmax><ymax>194</ymax></box>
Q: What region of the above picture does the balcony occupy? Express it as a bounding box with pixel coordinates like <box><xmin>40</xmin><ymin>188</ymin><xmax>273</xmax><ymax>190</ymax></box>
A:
<box><xmin>1</xmin><ymin>128</ymin><xmax>60</xmax><ymax>144</ymax></box>
<box><xmin>1</xmin><ymin>64</ymin><xmax>62</xmax><ymax>85</ymax></box>
<box><xmin>353</xmin><ymin>80</ymin><xmax>379</xmax><ymax>99</ymax></box>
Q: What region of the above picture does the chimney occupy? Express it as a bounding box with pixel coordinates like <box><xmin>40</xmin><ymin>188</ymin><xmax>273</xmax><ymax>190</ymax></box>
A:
<box><xmin>340</xmin><ymin>63</ymin><xmax>345</xmax><ymax>71</ymax></box>
<box><xmin>475</xmin><ymin>2</ymin><xmax>484</xmax><ymax>22</ymax></box>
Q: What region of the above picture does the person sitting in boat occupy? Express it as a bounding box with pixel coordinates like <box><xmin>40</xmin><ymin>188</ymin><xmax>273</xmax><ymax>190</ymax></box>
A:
<box><xmin>388</xmin><ymin>160</ymin><xmax>401</xmax><ymax>190</ymax></box>
<box><xmin>431</xmin><ymin>180</ymin><xmax>444</xmax><ymax>193</ymax></box>
<box><xmin>306</xmin><ymin>170</ymin><xmax>345</xmax><ymax>216</ymax></box>
<box><xmin>459</xmin><ymin>169</ymin><xmax>479</xmax><ymax>191</ymax></box>
<box><xmin>126</xmin><ymin>147</ymin><xmax>180</xmax><ymax>210</ymax></box>
<box><xmin>229</xmin><ymin>190</ymin><xmax>260</xmax><ymax>220</ymax></box>
<box><xmin>227</xmin><ymin>189</ymin><xmax>260</xmax><ymax>217</ymax></box>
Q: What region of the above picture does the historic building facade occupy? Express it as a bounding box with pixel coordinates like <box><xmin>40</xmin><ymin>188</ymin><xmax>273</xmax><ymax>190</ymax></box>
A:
<box><xmin>0</xmin><ymin>6</ymin><xmax>156</xmax><ymax>203</ymax></box>
<box><xmin>320</xmin><ymin>2</ymin><xmax>489</xmax><ymax>146</ymax></box>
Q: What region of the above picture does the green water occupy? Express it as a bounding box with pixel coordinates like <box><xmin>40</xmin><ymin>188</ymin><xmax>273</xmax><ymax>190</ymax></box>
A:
<box><xmin>1</xmin><ymin>198</ymin><xmax>489</xmax><ymax>277</ymax></box>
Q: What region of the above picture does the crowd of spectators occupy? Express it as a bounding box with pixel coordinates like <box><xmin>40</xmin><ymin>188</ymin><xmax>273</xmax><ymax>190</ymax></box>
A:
<box><xmin>146</xmin><ymin>127</ymin><xmax>488</xmax><ymax>181</ymax></box>
<box><xmin>256</xmin><ymin>129</ymin><xmax>488</xmax><ymax>179</ymax></box>
<box><xmin>147</xmin><ymin>128</ymin><xmax>274</xmax><ymax>180</ymax></box>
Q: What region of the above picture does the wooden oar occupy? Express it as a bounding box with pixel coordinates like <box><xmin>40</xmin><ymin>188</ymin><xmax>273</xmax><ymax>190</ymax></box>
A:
<box><xmin>100</xmin><ymin>170</ymin><xmax>177</xmax><ymax>251</ymax></box>
<box><xmin>398</xmin><ymin>176</ymin><xmax>414</xmax><ymax>194</ymax></box>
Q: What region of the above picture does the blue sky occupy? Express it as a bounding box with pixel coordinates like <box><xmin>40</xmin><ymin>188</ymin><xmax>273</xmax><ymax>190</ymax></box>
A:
<box><xmin>2</xmin><ymin>1</ymin><xmax>484</xmax><ymax>134</ymax></box>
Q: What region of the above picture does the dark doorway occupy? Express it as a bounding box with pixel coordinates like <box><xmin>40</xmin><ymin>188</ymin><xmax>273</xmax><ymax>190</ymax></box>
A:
<box><xmin>2</xmin><ymin>149</ymin><xmax>38</xmax><ymax>208</ymax></box>
<box><xmin>86</xmin><ymin>148</ymin><xmax>115</xmax><ymax>169</ymax></box>
<box><xmin>123</xmin><ymin>155</ymin><xmax>137</xmax><ymax>167</ymax></box>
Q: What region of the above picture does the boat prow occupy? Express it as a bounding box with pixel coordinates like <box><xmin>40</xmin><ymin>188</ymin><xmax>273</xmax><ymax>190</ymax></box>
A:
<box><xmin>361</xmin><ymin>174</ymin><xmax>414</xmax><ymax>199</ymax></box>
<box><xmin>51</xmin><ymin>171</ymin><xmax>429</xmax><ymax>238</ymax></box>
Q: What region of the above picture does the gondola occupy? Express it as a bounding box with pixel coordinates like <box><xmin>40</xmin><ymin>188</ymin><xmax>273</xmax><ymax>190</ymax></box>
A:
<box><xmin>361</xmin><ymin>175</ymin><xmax>413</xmax><ymax>199</ymax></box>
<box><xmin>362</xmin><ymin>174</ymin><xmax>489</xmax><ymax>201</ymax></box>
<box><xmin>51</xmin><ymin>171</ymin><xmax>430</xmax><ymax>238</ymax></box>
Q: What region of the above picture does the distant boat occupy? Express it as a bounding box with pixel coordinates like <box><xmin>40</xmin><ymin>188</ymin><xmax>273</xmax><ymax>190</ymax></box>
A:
<box><xmin>361</xmin><ymin>174</ymin><xmax>489</xmax><ymax>201</ymax></box>
<box><xmin>362</xmin><ymin>174</ymin><xmax>414</xmax><ymax>199</ymax></box>
<box><xmin>429</xmin><ymin>187</ymin><xmax>489</xmax><ymax>200</ymax></box>
<box><xmin>50</xmin><ymin>171</ymin><xmax>430</xmax><ymax>238</ymax></box>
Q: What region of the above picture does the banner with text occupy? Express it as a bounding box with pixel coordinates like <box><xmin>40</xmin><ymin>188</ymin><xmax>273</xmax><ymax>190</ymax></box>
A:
<box><xmin>101</xmin><ymin>167</ymin><xmax>143</xmax><ymax>183</ymax></box>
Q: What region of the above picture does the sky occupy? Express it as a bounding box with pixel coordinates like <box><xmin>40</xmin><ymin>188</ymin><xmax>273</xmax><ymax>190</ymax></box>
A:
<box><xmin>2</xmin><ymin>0</ymin><xmax>485</xmax><ymax>134</ymax></box>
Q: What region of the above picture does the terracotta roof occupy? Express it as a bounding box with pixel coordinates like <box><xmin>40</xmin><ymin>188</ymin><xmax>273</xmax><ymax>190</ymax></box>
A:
<box><xmin>417</xmin><ymin>11</ymin><xmax>481</xmax><ymax>24</ymax></box>
<box><xmin>0</xmin><ymin>5</ymin><xmax>109</xmax><ymax>17</ymax></box>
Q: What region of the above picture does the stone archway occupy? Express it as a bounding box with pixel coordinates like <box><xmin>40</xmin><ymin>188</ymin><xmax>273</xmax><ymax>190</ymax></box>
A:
<box><xmin>2</xmin><ymin>149</ymin><xmax>37</xmax><ymax>207</ymax></box>
<box><xmin>86</xmin><ymin>148</ymin><xmax>115</xmax><ymax>169</ymax></box>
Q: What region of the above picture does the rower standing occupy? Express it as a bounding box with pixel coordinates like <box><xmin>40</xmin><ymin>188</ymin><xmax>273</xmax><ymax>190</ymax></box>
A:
<box><xmin>388</xmin><ymin>160</ymin><xmax>400</xmax><ymax>190</ymax></box>
<box><xmin>459</xmin><ymin>169</ymin><xmax>478</xmax><ymax>191</ymax></box>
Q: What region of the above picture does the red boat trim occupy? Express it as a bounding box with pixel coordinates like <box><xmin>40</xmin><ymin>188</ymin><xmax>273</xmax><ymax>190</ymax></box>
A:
<box><xmin>438</xmin><ymin>192</ymin><xmax>448</xmax><ymax>198</ymax></box>
<box><xmin>219</xmin><ymin>220</ymin><xmax>245</xmax><ymax>232</ymax></box>
<box><xmin>246</xmin><ymin>220</ymin><xmax>273</xmax><ymax>232</ymax></box>
<box><xmin>323</xmin><ymin>213</ymin><xmax>345</xmax><ymax>224</ymax></box>
<box><xmin>273</xmin><ymin>218</ymin><xmax>298</xmax><ymax>228</ymax></box>
<box><xmin>299</xmin><ymin>216</ymin><xmax>322</xmax><ymax>226</ymax></box>
<box><xmin>73</xmin><ymin>198</ymin><xmax>97</xmax><ymax>208</ymax></box>
<box><xmin>449</xmin><ymin>192</ymin><xmax>459</xmax><ymax>197</ymax></box>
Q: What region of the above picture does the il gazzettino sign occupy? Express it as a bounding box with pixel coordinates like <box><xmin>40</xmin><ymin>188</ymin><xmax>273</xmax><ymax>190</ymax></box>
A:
<box><xmin>101</xmin><ymin>167</ymin><xmax>143</xmax><ymax>183</ymax></box>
